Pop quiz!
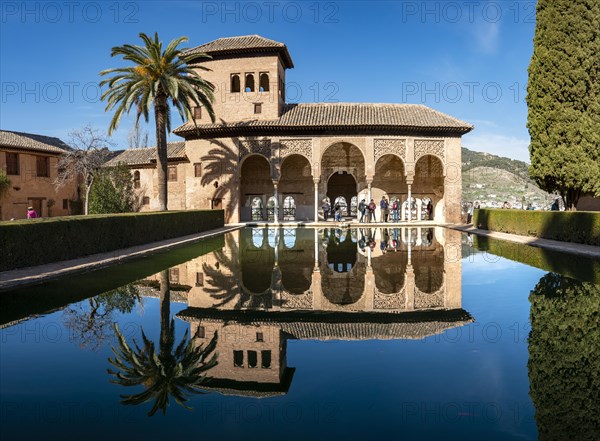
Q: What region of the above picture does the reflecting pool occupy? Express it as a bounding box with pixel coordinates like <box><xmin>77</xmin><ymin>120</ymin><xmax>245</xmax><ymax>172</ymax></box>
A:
<box><xmin>1</xmin><ymin>227</ymin><xmax>599</xmax><ymax>441</ymax></box>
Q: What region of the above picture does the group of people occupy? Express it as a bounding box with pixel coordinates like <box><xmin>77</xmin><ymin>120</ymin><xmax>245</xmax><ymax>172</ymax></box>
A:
<box><xmin>322</xmin><ymin>196</ymin><xmax>433</xmax><ymax>223</ymax></box>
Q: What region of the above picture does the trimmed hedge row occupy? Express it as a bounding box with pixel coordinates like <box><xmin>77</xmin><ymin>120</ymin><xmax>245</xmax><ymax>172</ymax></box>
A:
<box><xmin>0</xmin><ymin>210</ymin><xmax>224</xmax><ymax>271</ymax></box>
<box><xmin>472</xmin><ymin>235</ymin><xmax>600</xmax><ymax>284</ymax></box>
<box><xmin>473</xmin><ymin>208</ymin><xmax>600</xmax><ymax>246</ymax></box>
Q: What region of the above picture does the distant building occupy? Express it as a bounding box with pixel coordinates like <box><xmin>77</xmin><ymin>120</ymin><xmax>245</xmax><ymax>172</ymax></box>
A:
<box><xmin>0</xmin><ymin>130</ymin><xmax>79</xmax><ymax>220</ymax></box>
<box><xmin>108</xmin><ymin>35</ymin><xmax>473</xmax><ymax>223</ymax></box>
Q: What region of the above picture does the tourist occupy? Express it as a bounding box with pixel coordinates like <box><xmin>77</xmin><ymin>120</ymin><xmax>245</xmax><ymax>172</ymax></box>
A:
<box><xmin>380</xmin><ymin>196</ymin><xmax>389</xmax><ymax>223</ymax></box>
<box><xmin>334</xmin><ymin>203</ymin><xmax>341</xmax><ymax>221</ymax></box>
<box><xmin>551</xmin><ymin>199</ymin><xmax>559</xmax><ymax>211</ymax></box>
<box><xmin>502</xmin><ymin>201</ymin><xmax>511</xmax><ymax>209</ymax></box>
<box><xmin>368</xmin><ymin>199</ymin><xmax>377</xmax><ymax>222</ymax></box>
<box><xmin>466</xmin><ymin>203</ymin><xmax>474</xmax><ymax>224</ymax></box>
<box><xmin>26</xmin><ymin>206</ymin><xmax>38</xmax><ymax>219</ymax></box>
<box><xmin>426</xmin><ymin>200</ymin><xmax>433</xmax><ymax>220</ymax></box>
<box><xmin>322</xmin><ymin>201</ymin><xmax>330</xmax><ymax>221</ymax></box>
<box><xmin>358</xmin><ymin>199</ymin><xmax>367</xmax><ymax>223</ymax></box>
<box><xmin>391</xmin><ymin>198</ymin><xmax>399</xmax><ymax>222</ymax></box>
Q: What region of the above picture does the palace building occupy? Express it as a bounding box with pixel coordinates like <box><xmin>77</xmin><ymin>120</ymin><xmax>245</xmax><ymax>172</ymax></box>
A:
<box><xmin>107</xmin><ymin>35</ymin><xmax>473</xmax><ymax>223</ymax></box>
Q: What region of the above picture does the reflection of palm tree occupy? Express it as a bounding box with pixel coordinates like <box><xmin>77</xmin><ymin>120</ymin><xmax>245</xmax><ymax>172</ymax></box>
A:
<box><xmin>108</xmin><ymin>270</ymin><xmax>218</xmax><ymax>416</ymax></box>
<box><xmin>202</xmin><ymin>234</ymin><xmax>241</xmax><ymax>307</ymax></box>
<box><xmin>203</xmin><ymin>233</ymin><xmax>276</xmax><ymax>309</ymax></box>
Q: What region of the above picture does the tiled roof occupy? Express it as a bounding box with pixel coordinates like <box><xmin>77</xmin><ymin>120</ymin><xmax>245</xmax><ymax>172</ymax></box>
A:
<box><xmin>173</xmin><ymin>103</ymin><xmax>473</xmax><ymax>137</ymax></box>
<box><xmin>0</xmin><ymin>130</ymin><xmax>71</xmax><ymax>154</ymax></box>
<box><xmin>183</xmin><ymin>34</ymin><xmax>294</xmax><ymax>68</ymax></box>
<box><xmin>177</xmin><ymin>307</ymin><xmax>474</xmax><ymax>341</ymax></box>
<box><xmin>104</xmin><ymin>142</ymin><xmax>186</xmax><ymax>166</ymax></box>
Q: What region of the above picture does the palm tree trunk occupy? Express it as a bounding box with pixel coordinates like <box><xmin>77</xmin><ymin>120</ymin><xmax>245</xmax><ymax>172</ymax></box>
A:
<box><xmin>158</xmin><ymin>270</ymin><xmax>171</xmax><ymax>351</ymax></box>
<box><xmin>154</xmin><ymin>96</ymin><xmax>169</xmax><ymax>211</ymax></box>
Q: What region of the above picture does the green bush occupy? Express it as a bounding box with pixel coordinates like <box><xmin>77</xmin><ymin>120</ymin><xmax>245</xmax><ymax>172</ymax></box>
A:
<box><xmin>0</xmin><ymin>210</ymin><xmax>224</xmax><ymax>271</ymax></box>
<box><xmin>473</xmin><ymin>209</ymin><xmax>600</xmax><ymax>246</ymax></box>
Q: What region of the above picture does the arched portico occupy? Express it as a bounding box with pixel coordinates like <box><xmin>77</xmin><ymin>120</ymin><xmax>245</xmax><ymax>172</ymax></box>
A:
<box><xmin>412</xmin><ymin>154</ymin><xmax>445</xmax><ymax>221</ymax></box>
<box><xmin>240</xmin><ymin>154</ymin><xmax>274</xmax><ymax>221</ymax></box>
<box><xmin>279</xmin><ymin>154</ymin><xmax>313</xmax><ymax>221</ymax></box>
<box><xmin>319</xmin><ymin>142</ymin><xmax>366</xmax><ymax>220</ymax></box>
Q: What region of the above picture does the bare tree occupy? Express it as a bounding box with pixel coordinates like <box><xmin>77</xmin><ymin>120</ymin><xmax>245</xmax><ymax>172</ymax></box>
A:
<box><xmin>55</xmin><ymin>125</ymin><xmax>114</xmax><ymax>215</ymax></box>
<box><xmin>128</xmin><ymin>123</ymin><xmax>149</xmax><ymax>149</ymax></box>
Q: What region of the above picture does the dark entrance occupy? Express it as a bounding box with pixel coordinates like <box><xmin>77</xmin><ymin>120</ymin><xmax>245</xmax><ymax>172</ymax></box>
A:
<box><xmin>327</xmin><ymin>172</ymin><xmax>357</xmax><ymax>218</ymax></box>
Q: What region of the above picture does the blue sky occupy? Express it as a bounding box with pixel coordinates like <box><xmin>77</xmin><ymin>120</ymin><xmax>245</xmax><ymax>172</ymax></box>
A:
<box><xmin>0</xmin><ymin>1</ymin><xmax>536</xmax><ymax>161</ymax></box>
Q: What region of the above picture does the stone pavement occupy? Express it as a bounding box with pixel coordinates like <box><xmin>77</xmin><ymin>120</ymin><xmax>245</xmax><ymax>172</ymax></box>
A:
<box><xmin>0</xmin><ymin>225</ymin><xmax>240</xmax><ymax>291</ymax></box>
<box><xmin>450</xmin><ymin>224</ymin><xmax>600</xmax><ymax>259</ymax></box>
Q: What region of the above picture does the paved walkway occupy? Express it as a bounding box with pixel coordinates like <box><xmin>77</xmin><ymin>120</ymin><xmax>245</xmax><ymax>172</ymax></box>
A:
<box><xmin>0</xmin><ymin>225</ymin><xmax>240</xmax><ymax>291</ymax></box>
<box><xmin>450</xmin><ymin>224</ymin><xmax>600</xmax><ymax>259</ymax></box>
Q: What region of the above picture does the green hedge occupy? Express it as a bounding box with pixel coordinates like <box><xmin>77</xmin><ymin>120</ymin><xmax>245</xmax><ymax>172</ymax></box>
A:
<box><xmin>0</xmin><ymin>210</ymin><xmax>224</xmax><ymax>271</ymax></box>
<box><xmin>472</xmin><ymin>235</ymin><xmax>600</xmax><ymax>284</ymax></box>
<box><xmin>473</xmin><ymin>208</ymin><xmax>600</xmax><ymax>246</ymax></box>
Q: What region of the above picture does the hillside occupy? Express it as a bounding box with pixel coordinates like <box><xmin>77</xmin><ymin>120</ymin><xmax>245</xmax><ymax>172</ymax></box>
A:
<box><xmin>461</xmin><ymin>148</ymin><xmax>553</xmax><ymax>209</ymax></box>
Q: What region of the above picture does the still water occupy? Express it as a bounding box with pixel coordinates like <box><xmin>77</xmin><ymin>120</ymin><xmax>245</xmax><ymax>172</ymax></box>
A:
<box><xmin>1</xmin><ymin>227</ymin><xmax>599</xmax><ymax>441</ymax></box>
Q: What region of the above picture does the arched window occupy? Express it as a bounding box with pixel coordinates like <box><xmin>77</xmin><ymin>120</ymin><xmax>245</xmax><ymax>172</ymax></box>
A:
<box><xmin>334</xmin><ymin>196</ymin><xmax>348</xmax><ymax>216</ymax></box>
<box><xmin>252</xmin><ymin>227</ymin><xmax>265</xmax><ymax>248</ymax></box>
<box><xmin>245</xmin><ymin>74</ymin><xmax>255</xmax><ymax>92</ymax></box>
<box><xmin>267</xmin><ymin>196</ymin><xmax>277</xmax><ymax>221</ymax></box>
<box><xmin>231</xmin><ymin>74</ymin><xmax>240</xmax><ymax>93</ymax></box>
<box><xmin>133</xmin><ymin>171</ymin><xmax>140</xmax><ymax>189</ymax></box>
<box><xmin>283</xmin><ymin>196</ymin><xmax>296</xmax><ymax>220</ymax></box>
<box><xmin>251</xmin><ymin>197</ymin><xmax>263</xmax><ymax>221</ymax></box>
<box><xmin>350</xmin><ymin>196</ymin><xmax>358</xmax><ymax>217</ymax></box>
<box><xmin>259</xmin><ymin>73</ymin><xmax>269</xmax><ymax>92</ymax></box>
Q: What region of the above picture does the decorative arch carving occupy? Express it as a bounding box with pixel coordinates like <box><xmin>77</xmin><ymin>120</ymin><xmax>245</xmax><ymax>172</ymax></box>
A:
<box><xmin>374</xmin><ymin>139</ymin><xmax>406</xmax><ymax>163</ymax></box>
<box><xmin>279</xmin><ymin>139</ymin><xmax>312</xmax><ymax>162</ymax></box>
<box><xmin>414</xmin><ymin>287</ymin><xmax>445</xmax><ymax>309</ymax></box>
<box><xmin>373</xmin><ymin>288</ymin><xmax>406</xmax><ymax>310</ymax></box>
<box><xmin>280</xmin><ymin>290</ymin><xmax>313</xmax><ymax>309</ymax></box>
<box><xmin>414</xmin><ymin>139</ymin><xmax>445</xmax><ymax>163</ymax></box>
<box><xmin>238</xmin><ymin>140</ymin><xmax>272</xmax><ymax>162</ymax></box>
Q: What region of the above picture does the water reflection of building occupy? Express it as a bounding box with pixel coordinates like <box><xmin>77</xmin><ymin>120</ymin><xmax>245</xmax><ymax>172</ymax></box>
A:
<box><xmin>169</xmin><ymin>227</ymin><xmax>469</xmax><ymax>397</ymax></box>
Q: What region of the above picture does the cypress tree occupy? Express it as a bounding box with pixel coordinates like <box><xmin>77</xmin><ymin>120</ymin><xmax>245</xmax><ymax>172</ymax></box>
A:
<box><xmin>527</xmin><ymin>0</ymin><xmax>600</xmax><ymax>210</ymax></box>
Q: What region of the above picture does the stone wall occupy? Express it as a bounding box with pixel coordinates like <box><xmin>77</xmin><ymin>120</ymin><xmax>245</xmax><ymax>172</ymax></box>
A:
<box><xmin>0</xmin><ymin>149</ymin><xmax>78</xmax><ymax>220</ymax></box>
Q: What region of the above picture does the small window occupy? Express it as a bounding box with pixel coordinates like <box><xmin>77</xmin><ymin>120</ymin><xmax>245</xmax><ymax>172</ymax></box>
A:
<box><xmin>5</xmin><ymin>152</ymin><xmax>19</xmax><ymax>175</ymax></box>
<box><xmin>261</xmin><ymin>350</ymin><xmax>271</xmax><ymax>369</ymax></box>
<box><xmin>247</xmin><ymin>350</ymin><xmax>258</xmax><ymax>368</ymax></box>
<box><xmin>167</xmin><ymin>165</ymin><xmax>177</xmax><ymax>182</ymax></box>
<box><xmin>133</xmin><ymin>171</ymin><xmax>141</xmax><ymax>189</ymax></box>
<box><xmin>36</xmin><ymin>156</ymin><xmax>49</xmax><ymax>177</ymax></box>
<box><xmin>245</xmin><ymin>73</ymin><xmax>255</xmax><ymax>92</ymax></box>
<box><xmin>194</xmin><ymin>106</ymin><xmax>202</xmax><ymax>119</ymax></box>
<box><xmin>196</xmin><ymin>272</ymin><xmax>204</xmax><ymax>287</ymax></box>
<box><xmin>142</xmin><ymin>196</ymin><xmax>150</xmax><ymax>205</ymax></box>
<box><xmin>62</xmin><ymin>199</ymin><xmax>68</xmax><ymax>210</ymax></box>
<box><xmin>233</xmin><ymin>350</ymin><xmax>244</xmax><ymax>367</ymax></box>
<box><xmin>259</xmin><ymin>73</ymin><xmax>269</xmax><ymax>92</ymax></box>
<box><xmin>169</xmin><ymin>268</ymin><xmax>180</xmax><ymax>284</ymax></box>
<box><xmin>256</xmin><ymin>332</ymin><xmax>264</xmax><ymax>342</ymax></box>
<box><xmin>254</xmin><ymin>103</ymin><xmax>262</xmax><ymax>114</ymax></box>
<box><xmin>197</xmin><ymin>326</ymin><xmax>205</xmax><ymax>338</ymax></box>
<box><xmin>279</xmin><ymin>78</ymin><xmax>285</xmax><ymax>101</ymax></box>
<box><xmin>194</xmin><ymin>163</ymin><xmax>202</xmax><ymax>178</ymax></box>
<box><xmin>231</xmin><ymin>74</ymin><xmax>241</xmax><ymax>93</ymax></box>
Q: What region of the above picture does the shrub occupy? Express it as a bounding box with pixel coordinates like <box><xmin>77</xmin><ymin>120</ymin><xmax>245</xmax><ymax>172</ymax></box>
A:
<box><xmin>0</xmin><ymin>210</ymin><xmax>224</xmax><ymax>271</ymax></box>
<box><xmin>473</xmin><ymin>209</ymin><xmax>600</xmax><ymax>246</ymax></box>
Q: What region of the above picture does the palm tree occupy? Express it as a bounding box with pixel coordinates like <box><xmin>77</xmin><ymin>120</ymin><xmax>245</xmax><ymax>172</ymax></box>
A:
<box><xmin>100</xmin><ymin>33</ymin><xmax>215</xmax><ymax>210</ymax></box>
<box><xmin>108</xmin><ymin>270</ymin><xmax>218</xmax><ymax>416</ymax></box>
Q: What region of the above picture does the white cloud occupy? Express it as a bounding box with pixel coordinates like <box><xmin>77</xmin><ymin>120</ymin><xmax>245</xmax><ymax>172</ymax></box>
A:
<box><xmin>462</xmin><ymin>132</ymin><xmax>531</xmax><ymax>162</ymax></box>
<box><xmin>472</xmin><ymin>21</ymin><xmax>500</xmax><ymax>54</ymax></box>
